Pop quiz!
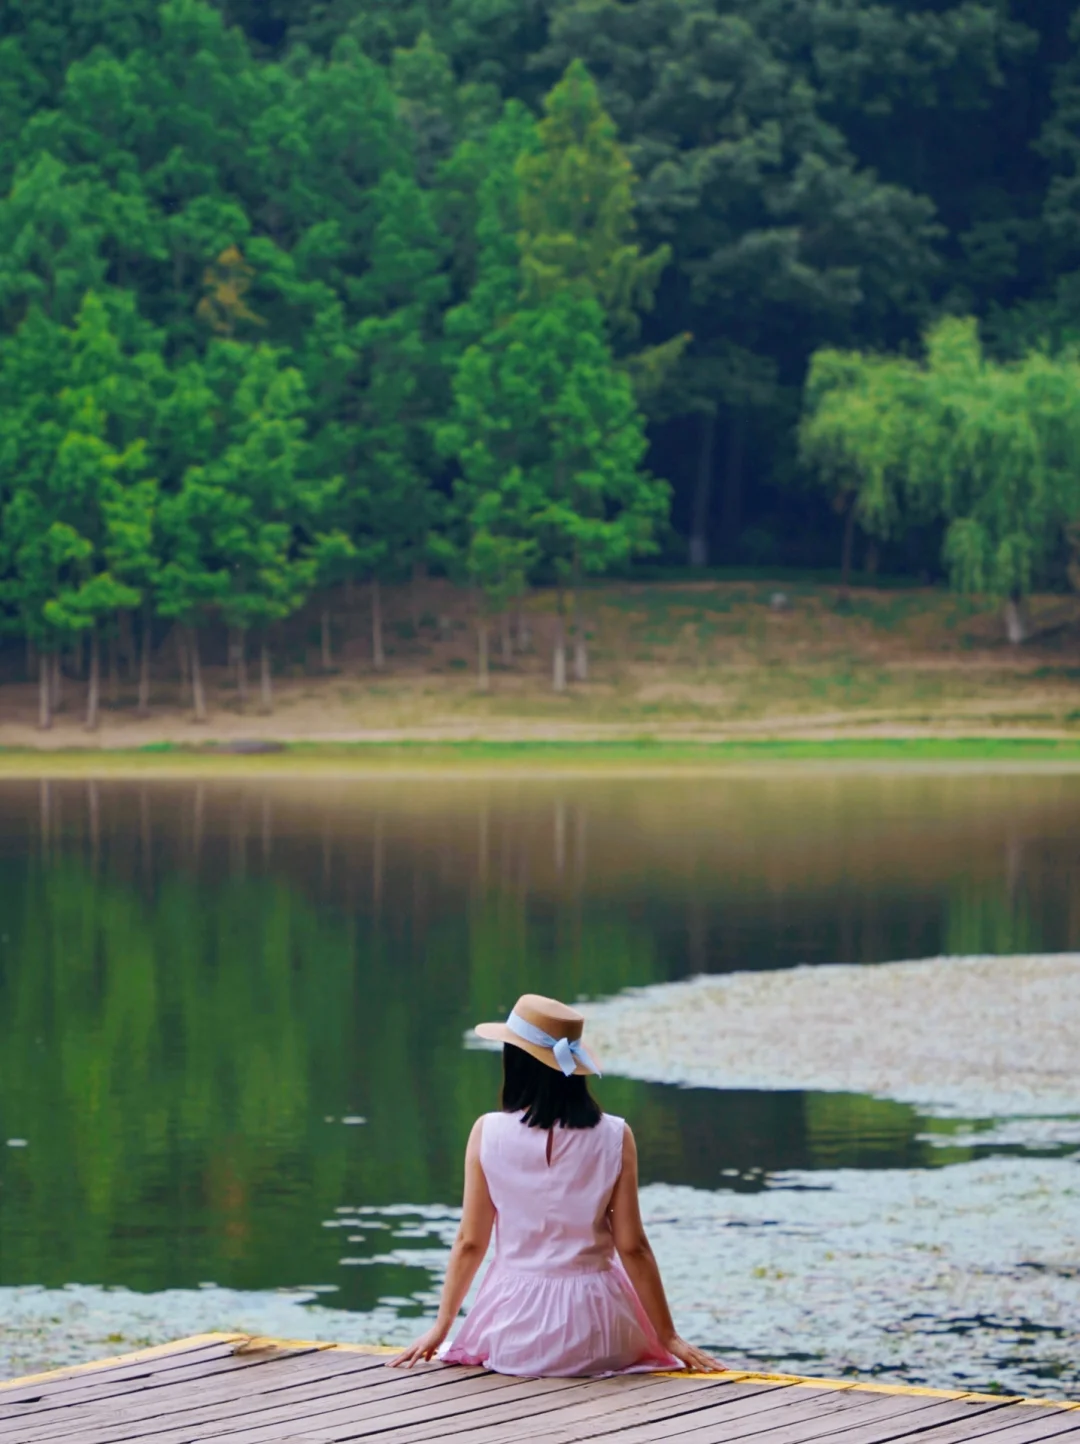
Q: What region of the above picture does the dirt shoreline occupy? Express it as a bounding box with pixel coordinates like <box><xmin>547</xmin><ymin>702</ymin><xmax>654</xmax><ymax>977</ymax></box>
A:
<box><xmin>3</xmin><ymin>578</ymin><xmax>1080</xmax><ymax>755</ymax></box>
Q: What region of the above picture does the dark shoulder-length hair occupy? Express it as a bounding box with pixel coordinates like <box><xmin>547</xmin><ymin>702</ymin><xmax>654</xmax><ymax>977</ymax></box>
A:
<box><xmin>501</xmin><ymin>1043</ymin><xmax>603</xmax><ymax>1130</ymax></box>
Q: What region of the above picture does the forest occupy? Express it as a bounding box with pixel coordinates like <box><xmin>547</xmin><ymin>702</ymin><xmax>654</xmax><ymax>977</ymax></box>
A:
<box><xmin>2</xmin><ymin>0</ymin><xmax>1080</xmax><ymax>727</ymax></box>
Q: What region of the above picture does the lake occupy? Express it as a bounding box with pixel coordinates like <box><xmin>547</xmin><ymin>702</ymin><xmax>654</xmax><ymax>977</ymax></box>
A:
<box><xmin>1</xmin><ymin>773</ymin><xmax>1078</xmax><ymax>1394</ymax></box>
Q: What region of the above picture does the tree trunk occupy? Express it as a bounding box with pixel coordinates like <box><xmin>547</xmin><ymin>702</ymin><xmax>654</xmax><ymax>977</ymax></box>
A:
<box><xmin>108</xmin><ymin>627</ymin><xmax>119</xmax><ymax>707</ymax></box>
<box><xmin>553</xmin><ymin>590</ymin><xmax>567</xmax><ymax>694</ymax></box>
<box><xmin>38</xmin><ymin>653</ymin><xmax>52</xmax><ymax>731</ymax></box>
<box><xmin>176</xmin><ymin>625</ymin><xmax>190</xmax><ymax>706</ymax></box>
<box><xmin>260</xmin><ymin>634</ymin><xmax>273</xmax><ymax>712</ymax></box>
<box><xmin>236</xmin><ymin>628</ymin><xmax>249</xmax><ymax>709</ymax></box>
<box><xmin>411</xmin><ymin>560</ymin><xmax>426</xmax><ymax>631</ymax></box>
<box><xmin>85</xmin><ymin>628</ymin><xmax>100</xmax><ymax>732</ymax></box>
<box><xmin>516</xmin><ymin>595</ymin><xmax>531</xmax><ymax>653</ymax></box>
<box><xmin>26</xmin><ymin>634</ymin><xmax>35</xmax><ymax>682</ymax></box>
<box><xmin>500</xmin><ymin>611</ymin><xmax>513</xmax><ymax>664</ymax></box>
<box><xmin>571</xmin><ymin>556</ymin><xmax>587</xmax><ymax>682</ymax></box>
<box><xmin>51</xmin><ymin>650</ymin><xmax>62</xmax><ymax>714</ymax></box>
<box><xmin>189</xmin><ymin>626</ymin><xmax>207</xmax><ymax>722</ymax></box>
<box><xmin>1004</xmin><ymin>591</ymin><xmax>1027</xmax><ymax>645</ymax></box>
<box><xmin>688</xmin><ymin>411</ymin><xmax>716</xmax><ymax>568</ymax></box>
<box><xmin>371</xmin><ymin>577</ymin><xmax>385</xmax><ymax>670</ymax></box>
<box><xmin>719</xmin><ymin>412</ymin><xmax>746</xmax><ymax>562</ymax></box>
<box><xmin>574</xmin><ymin>633</ymin><xmax>588</xmax><ymax>683</ymax></box>
<box><xmin>477</xmin><ymin>616</ymin><xmax>490</xmax><ymax>692</ymax></box>
<box><xmin>839</xmin><ymin>501</ymin><xmax>857</xmax><ymax>602</ymax></box>
<box><xmin>119</xmin><ymin>608</ymin><xmax>135</xmax><ymax>680</ymax></box>
<box><xmin>321</xmin><ymin>606</ymin><xmax>332</xmax><ymax>670</ymax></box>
<box><xmin>137</xmin><ymin>600</ymin><xmax>152</xmax><ymax>716</ymax></box>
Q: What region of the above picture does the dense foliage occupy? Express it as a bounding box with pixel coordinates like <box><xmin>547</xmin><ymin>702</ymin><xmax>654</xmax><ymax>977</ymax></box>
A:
<box><xmin>2</xmin><ymin>0</ymin><xmax>1080</xmax><ymax>721</ymax></box>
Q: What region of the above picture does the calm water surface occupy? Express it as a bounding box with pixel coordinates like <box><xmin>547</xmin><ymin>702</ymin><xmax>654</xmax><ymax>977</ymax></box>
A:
<box><xmin>0</xmin><ymin>774</ymin><xmax>1078</xmax><ymax>1390</ymax></box>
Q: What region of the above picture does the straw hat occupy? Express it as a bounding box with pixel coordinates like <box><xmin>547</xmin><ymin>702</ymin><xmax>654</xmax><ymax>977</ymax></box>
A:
<box><xmin>474</xmin><ymin>993</ymin><xmax>602</xmax><ymax>1077</ymax></box>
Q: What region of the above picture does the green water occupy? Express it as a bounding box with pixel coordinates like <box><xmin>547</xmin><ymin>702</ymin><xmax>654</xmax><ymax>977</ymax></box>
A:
<box><xmin>0</xmin><ymin>774</ymin><xmax>1078</xmax><ymax>1390</ymax></box>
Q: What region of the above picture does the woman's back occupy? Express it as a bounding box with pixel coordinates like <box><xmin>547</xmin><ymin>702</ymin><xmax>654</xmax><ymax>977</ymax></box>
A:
<box><xmin>393</xmin><ymin>994</ymin><xmax>720</xmax><ymax>1378</ymax></box>
<box><xmin>480</xmin><ymin>1111</ymin><xmax>625</xmax><ymax>1275</ymax></box>
<box><xmin>442</xmin><ymin>1109</ymin><xmax>680</xmax><ymax>1375</ymax></box>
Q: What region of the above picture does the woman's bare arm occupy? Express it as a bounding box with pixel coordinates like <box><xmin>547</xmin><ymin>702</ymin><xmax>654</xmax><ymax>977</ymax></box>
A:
<box><xmin>610</xmin><ymin>1123</ymin><xmax>725</xmax><ymax>1372</ymax></box>
<box><xmin>391</xmin><ymin>1117</ymin><xmax>495</xmax><ymax>1367</ymax></box>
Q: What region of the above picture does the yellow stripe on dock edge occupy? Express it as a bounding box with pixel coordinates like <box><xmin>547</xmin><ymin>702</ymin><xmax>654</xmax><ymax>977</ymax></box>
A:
<box><xmin>0</xmin><ymin>1334</ymin><xmax>1075</xmax><ymax>1411</ymax></box>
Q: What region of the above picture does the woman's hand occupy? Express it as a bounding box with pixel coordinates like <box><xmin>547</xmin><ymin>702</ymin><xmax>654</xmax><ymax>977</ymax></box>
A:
<box><xmin>664</xmin><ymin>1335</ymin><xmax>727</xmax><ymax>1373</ymax></box>
<box><xmin>389</xmin><ymin>1323</ymin><xmax>449</xmax><ymax>1369</ymax></box>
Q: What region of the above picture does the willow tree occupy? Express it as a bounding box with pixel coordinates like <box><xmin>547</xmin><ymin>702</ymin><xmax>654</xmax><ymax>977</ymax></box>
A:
<box><xmin>911</xmin><ymin>321</ymin><xmax>1080</xmax><ymax>642</ymax></box>
<box><xmin>803</xmin><ymin>317</ymin><xmax>1080</xmax><ymax>640</ymax></box>
<box><xmin>800</xmin><ymin>345</ymin><xmax>927</xmax><ymax>599</ymax></box>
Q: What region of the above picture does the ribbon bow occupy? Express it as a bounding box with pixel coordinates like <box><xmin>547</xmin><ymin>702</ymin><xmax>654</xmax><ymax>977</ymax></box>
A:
<box><xmin>506</xmin><ymin>1011</ymin><xmax>602</xmax><ymax>1078</ymax></box>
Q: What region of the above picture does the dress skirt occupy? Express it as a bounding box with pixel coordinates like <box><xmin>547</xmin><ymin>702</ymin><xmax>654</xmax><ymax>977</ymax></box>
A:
<box><xmin>441</xmin><ymin>1257</ymin><xmax>684</xmax><ymax>1377</ymax></box>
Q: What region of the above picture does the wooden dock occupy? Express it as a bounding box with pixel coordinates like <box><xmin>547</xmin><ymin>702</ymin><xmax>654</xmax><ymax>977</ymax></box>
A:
<box><xmin>0</xmin><ymin>1333</ymin><xmax>1077</xmax><ymax>1444</ymax></box>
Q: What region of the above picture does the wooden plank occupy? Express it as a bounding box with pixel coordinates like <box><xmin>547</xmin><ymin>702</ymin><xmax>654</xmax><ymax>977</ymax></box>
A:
<box><xmin>537</xmin><ymin>1387</ymin><xmax>1012</xmax><ymax>1444</ymax></box>
<box><xmin>0</xmin><ymin>1346</ymin><xmax>332</xmax><ymax>1415</ymax></box>
<box><xmin>5</xmin><ymin>1352</ymin><xmax>409</xmax><ymax>1442</ymax></box>
<box><xmin>157</xmin><ymin>1400</ymin><xmax>1080</xmax><ymax>1444</ymax></box>
<box><xmin>4</xmin><ymin>1339</ymin><xmax>1073</xmax><ymax>1444</ymax></box>
<box><xmin>187</xmin><ymin>1375</ymin><xmax>597</xmax><ymax>1444</ymax></box>
<box><xmin>52</xmin><ymin>1361</ymin><xmax>497</xmax><ymax>1444</ymax></box>
<box><xmin>289</xmin><ymin>1381</ymin><xmax>858</xmax><ymax>1444</ymax></box>
<box><xmin>0</xmin><ymin>1336</ymin><xmax>246</xmax><ymax>1396</ymax></box>
<box><xmin>289</xmin><ymin>1379</ymin><xmax>973</xmax><ymax>1444</ymax></box>
<box><xmin>643</xmin><ymin>1396</ymin><xmax>1019</xmax><ymax>1444</ymax></box>
<box><xmin>505</xmin><ymin>1381</ymin><xmax>897</xmax><ymax>1444</ymax></box>
<box><xmin>394</xmin><ymin>1378</ymin><xmax>796</xmax><ymax>1444</ymax></box>
<box><xmin>0</xmin><ymin>1338</ymin><xmax>246</xmax><ymax>1408</ymax></box>
<box><xmin>0</xmin><ymin>1347</ymin><xmax>338</xmax><ymax>1436</ymax></box>
<box><xmin>3</xmin><ymin>1352</ymin><xmax>393</xmax><ymax>1432</ymax></box>
<box><xmin>203</xmin><ymin>1371</ymin><xmax>595</xmax><ymax>1444</ymax></box>
<box><xmin>909</xmin><ymin>1407</ymin><xmax>1080</xmax><ymax>1444</ymax></box>
<box><xmin>9</xmin><ymin>1360</ymin><xmax>505</xmax><ymax>1444</ymax></box>
<box><xmin>59</xmin><ymin>1367</ymin><xmax>570</xmax><ymax>1444</ymax></box>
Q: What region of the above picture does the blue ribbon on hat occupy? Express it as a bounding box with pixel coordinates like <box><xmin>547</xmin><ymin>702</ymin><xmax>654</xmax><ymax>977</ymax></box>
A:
<box><xmin>505</xmin><ymin>1010</ymin><xmax>602</xmax><ymax>1078</ymax></box>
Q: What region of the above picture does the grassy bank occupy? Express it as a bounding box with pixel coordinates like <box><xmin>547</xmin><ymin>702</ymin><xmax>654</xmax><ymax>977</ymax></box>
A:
<box><xmin>4</xmin><ymin>737</ymin><xmax>1080</xmax><ymax>777</ymax></box>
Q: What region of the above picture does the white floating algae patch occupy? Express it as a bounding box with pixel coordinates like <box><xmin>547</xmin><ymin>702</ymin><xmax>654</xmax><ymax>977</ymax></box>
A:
<box><xmin>2</xmin><ymin>1162</ymin><xmax>1077</xmax><ymax>1397</ymax></box>
<box><xmin>582</xmin><ymin>953</ymin><xmax>1080</xmax><ymax>1119</ymax></box>
<box><xmin>643</xmin><ymin>1154</ymin><xmax>1080</xmax><ymax>1397</ymax></box>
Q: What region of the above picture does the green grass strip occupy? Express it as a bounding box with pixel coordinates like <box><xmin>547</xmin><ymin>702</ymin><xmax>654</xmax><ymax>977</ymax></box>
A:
<box><xmin>3</xmin><ymin>736</ymin><xmax>1080</xmax><ymax>774</ymax></box>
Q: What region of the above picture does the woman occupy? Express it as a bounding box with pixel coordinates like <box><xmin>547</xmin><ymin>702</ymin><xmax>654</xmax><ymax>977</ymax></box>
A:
<box><xmin>392</xmin><ymin>993</ymin><xmax>723</xmax><ymax>1376</ymax></box>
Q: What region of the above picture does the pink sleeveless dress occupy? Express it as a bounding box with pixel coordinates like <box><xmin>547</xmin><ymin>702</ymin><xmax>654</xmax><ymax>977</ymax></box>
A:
<box><xmin>440</xmin><ymin>1111</ymin><xmax>683</xmax><ymax>1377</ymax></box>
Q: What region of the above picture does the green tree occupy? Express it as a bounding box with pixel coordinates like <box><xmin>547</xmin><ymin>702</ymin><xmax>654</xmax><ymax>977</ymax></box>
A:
<box><xmin>516</xmin><ymin>60</ymin><xmax>674</xmax><ymax>368</ymax></box>
<box><xmin>0</xmin><ymin>293</ymin><xmax>160</xmax><ymax>729</ymax></box>
<box><xmin>346</xmin><ymin>169</ymin><xmax>449</xmax><ymax>670</ymax></box>
<box><xmin>535</xmin><ymin>0</ymin><xmax>942</xmax><ymax>567</ymax></box>
<box><xmin>517</xmin><ymin>61</ymin><xmax>678</xmax><ymax>675</ymax></box>
<box><xmin>801</xmin><ymin>346</ymin><xmax>924</xmax><ymax>599</ymax></box>
<box><xmin>158</xmin><ymin>342</ymin><xmax>321</xmax><ymax>719</ymax></box>
<box><xmin>918</xmin><ymin>321</ymin><xmax>1080</xmax><ymax>641</ymax></box>
<box><xmin>0</xmin><ymin>152</ymin><xmax>108</xmax><ymax>327</ymax></box>
<box><xmin>441</xmin><ymin>289</ymin><xmax>665</xmax><ymax>692</ymax></box>
<box><xmin>440</xmin><ymin>100</ymin><xmax>537</xmax><ymax>350</ymax></box>
<box><xmin>802</xmin><ymin>317</ymin><xmax>1080</xmax><ymax>639</ymax></box>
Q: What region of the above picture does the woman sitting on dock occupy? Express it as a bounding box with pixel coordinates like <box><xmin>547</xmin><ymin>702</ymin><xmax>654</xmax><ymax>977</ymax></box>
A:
<box><xmin>392</xmin><ymin>993</ymin><xmax>723</xmax><ymax>1377</ymax></box>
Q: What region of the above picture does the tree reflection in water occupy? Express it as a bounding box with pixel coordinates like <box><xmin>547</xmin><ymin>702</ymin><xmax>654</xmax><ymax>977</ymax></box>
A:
<box><xmin>1</xmin><ymin>773</ymin><xmax>1078</xmax><ymax>1316</ymax></box>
